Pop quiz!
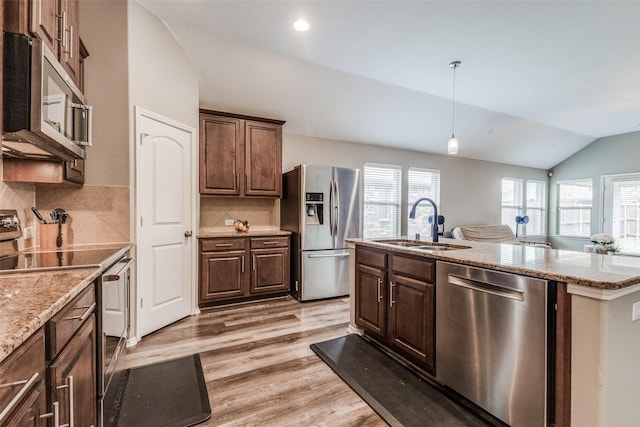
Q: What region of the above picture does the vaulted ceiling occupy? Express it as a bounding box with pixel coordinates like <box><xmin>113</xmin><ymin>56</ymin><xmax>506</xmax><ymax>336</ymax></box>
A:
<box><xmin>138</xmin><ymin>0</ymin><xmax>640</xmax><ymax>169</ymax></box>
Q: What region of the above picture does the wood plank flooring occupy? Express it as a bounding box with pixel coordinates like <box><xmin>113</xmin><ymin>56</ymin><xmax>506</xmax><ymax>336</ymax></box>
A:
<box><xmin>122</xmin><ymin>296</ymin><xmax>386</xmax><ymax>426</ymax></box>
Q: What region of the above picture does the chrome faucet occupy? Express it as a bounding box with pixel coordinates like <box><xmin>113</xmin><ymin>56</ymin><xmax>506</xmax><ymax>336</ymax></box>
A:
<box><xmin>409</xmin><ymin>197</ymin><xmax>439</xmax><ymax>242</ymax></box>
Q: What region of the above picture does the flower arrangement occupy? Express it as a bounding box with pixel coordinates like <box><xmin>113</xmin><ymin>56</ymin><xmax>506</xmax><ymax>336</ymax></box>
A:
<box><xmin>590</xmin><ymin>233</ymin><xmax>619</xmax><ymax>253</ymax></box>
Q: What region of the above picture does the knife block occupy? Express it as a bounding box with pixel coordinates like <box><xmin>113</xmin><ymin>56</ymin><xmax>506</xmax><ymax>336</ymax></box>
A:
<box><xmin>40</xmin><ymin>223</ymin><xmax>70</xmax><ymax>249</ymax></box>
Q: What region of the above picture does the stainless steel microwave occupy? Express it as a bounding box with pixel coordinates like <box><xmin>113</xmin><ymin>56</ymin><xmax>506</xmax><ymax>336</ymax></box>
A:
<box><xmin>2</xmin><ymin>32</ymin><xmax>92</xmax><ymax>161</ymax></box>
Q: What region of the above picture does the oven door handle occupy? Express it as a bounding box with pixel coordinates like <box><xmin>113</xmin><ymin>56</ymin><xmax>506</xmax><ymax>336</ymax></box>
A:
<box><xmin>103</xmin><ymin>258</ymin><xmax>134</xmax><ymax>282</ymax></box>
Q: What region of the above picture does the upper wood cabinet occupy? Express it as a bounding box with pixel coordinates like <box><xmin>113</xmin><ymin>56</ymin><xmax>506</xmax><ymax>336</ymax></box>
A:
<box><xmin>6</xmin><ymin>0</ymin><xmax>82</xmax><ymax>88</ymax></box>
<box><xmin>199</xmin><ymin>110</ymin><xmax>285</xmax><ymax>197</ymax></box>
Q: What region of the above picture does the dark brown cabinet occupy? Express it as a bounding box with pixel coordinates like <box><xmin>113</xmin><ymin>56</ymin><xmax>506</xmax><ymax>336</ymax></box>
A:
<box><xmin>200</xmin><ymin>238</ymin><xmax>248</xmax><ymax>301</ymax></box>
<box><xmin>199</xmin><ymin>236</ymin><xmax>290</xmax><ymax>306</ymax></box>
<box><xmin>0</xmin><ymin>329</ymin><xmax>47</xmax><ymax>426</ymax></box>
<box><xmin>46</xmin><ymin>284</ymin><xmax>97</xmax><ymax>426</ymax></box>
<box><xmin>355</xmin><ymin>247</ymin><xmax>436</xmax><ymax>371</ymax></box>
<box><xmin>0</xmin><ymin>284</ymin><xmax>97</xmax><ymax>426</ymax></box>
<box><xmin>250</xmin><ymin>238</ymin><xmax>290</xmax><ymax>294</ymax></box>
<box><xmin>199</xmin><ymin>110</ymin><xmax>285</xmax><ymax>197</ymax></box>
<box><xmin>48</xmin><ymin>316</ymin><xmax>96</xmax><ymax>427</ymax></box>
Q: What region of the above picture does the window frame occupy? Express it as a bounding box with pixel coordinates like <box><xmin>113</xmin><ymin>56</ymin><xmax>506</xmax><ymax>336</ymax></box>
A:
<box><xmin>362</xmin><ymin>163</ymin><xmax>403</xmax><ymax>239</ymax></box>
<box><xmin>557</xmin><ymin>179</ymin><xmax>593</xmax><ymax>238</ymax></box>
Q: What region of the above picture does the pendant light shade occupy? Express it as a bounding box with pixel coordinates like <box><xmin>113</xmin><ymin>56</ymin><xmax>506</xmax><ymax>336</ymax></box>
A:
<box><xmin>447</xmin><ymin>135</ymin><xmax>459</xmax><ymax>155</ymax></box>
<box><xmin>448</xmin><ymin>60</ymin><xmax>461</xmax><ymax>155</ymax></box>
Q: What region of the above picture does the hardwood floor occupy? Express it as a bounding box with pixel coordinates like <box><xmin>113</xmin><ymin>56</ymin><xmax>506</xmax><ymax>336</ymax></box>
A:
<box><xmin>122</xmin><ymin>296</ymin><xmax>386</xmax><ymax>426</ymax></box>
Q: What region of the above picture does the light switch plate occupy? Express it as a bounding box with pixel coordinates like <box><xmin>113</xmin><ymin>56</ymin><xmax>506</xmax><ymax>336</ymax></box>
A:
<box><xmin>632</xmin><ymin>302</ymin><xmax>640</xmax><ymax>322</ymax></box>
<box><xmin>23</xmin><ymin>226</ymin><xmax>33</xmax><ymax>239</ymax></box>
<box><xmin>224</xmin><ymin>219</ymin><xmax>234</xmax><ymax>226</ymax></box>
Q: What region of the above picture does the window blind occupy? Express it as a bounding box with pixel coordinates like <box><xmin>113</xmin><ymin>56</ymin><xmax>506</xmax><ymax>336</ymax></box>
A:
<box><xmin>363</xmin><ymin>164</ymin><xmax>402</xmax><ymax>238</ymax></box>
<box><xmin>407</xmin><ymin>168</ymin><xmax>440</xmax><ymax>238</ymax></box>
<box><xmin>557</xmin><ymin>179</ymin><xmax>592</xmax><ymax>237</ymax></box>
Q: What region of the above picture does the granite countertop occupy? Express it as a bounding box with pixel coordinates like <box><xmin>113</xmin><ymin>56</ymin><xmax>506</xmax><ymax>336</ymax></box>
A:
<box><xmin>198</xmin><ymin>227</ymin><xmax>291</xmax><ymax>238</ymax></box>
<box><xmin>0</xmin><ymin>267</ymin><xmax>100</xmax><ymax>363</ymax></box>
<box><xmin>349</xmin><ymin>237</ymin><xmax>640</xmax><ymax>290</ymax></box>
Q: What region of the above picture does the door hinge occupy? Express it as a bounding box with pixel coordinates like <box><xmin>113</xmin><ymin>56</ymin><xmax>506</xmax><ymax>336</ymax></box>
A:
<box><xmin>140</xmin><ymin>298</ymin><xmax>143</xmax><ymax>308</ymax></box>
<box><xmin>140</xmin><ymin>217</ymin><xmax>143</xmax><ymax>226</ymax></box>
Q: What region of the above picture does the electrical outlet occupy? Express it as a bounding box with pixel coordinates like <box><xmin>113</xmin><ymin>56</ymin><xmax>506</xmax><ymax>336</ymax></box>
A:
<box><xmin>224</xmin><ymin>219</ymin><xmax>234</xmax><ymax>226</ymax></box>
<box><xmin>632</xmin><ymin>302</ymin><xmax>640</xmax><ymax>322</ymax></box>
<box><xmin>23</xmin><ymin>226</ymin><xmax>33</xmax><ymax>239</ymax></box>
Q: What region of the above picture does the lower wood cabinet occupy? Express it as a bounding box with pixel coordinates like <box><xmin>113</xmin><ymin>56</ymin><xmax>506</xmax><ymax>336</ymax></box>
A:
<box><xmin>0</xmin><ymin>329</ymin><xmax>47</xmax><ymax>426</ymax></box>
<box><xmin>199</xmin><ymin>235</ymin><xmax>290</xmax><ymax>306</ymax></box>
<box><xmin>355</xmin><ymin>247</ymin><xmax>436</xmax><ymax>372</ymax></box>
<box><xmin>0</xmin><ymin>284</ymin><xmax>97</xmax><ymax>426</ymax></box>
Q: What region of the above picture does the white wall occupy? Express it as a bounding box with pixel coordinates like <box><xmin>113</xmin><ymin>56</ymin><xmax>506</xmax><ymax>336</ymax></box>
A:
<box><xmin>548</xmin><ymin>131</ymin><xmax>640</xmax><ymax>250</ymax></box>
<box><xmin>128</xmin><ymin>2</ymin><xmax>199</xmax><ymax>131</ymax></box>
<box><xmin>283</xmin><ymin>133</ymin><xmax>548</xmax><ymax>234</ymax></box>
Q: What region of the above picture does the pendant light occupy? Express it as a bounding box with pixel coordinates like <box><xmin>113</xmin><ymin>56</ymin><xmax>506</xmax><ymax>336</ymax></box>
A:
<box><xmin>448</xmin><ymin>60</ymin><xmax>461</xmax><ymax>155</ymax></box>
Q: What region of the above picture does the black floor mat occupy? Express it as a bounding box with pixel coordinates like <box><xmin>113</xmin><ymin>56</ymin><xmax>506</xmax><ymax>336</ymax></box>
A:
<box><xmin>107</xmin><ymin>354</ymin><xmax>211</xmax><ymax>427</ymax></box>
<box><xmin>311</xmin><ymin>335</ymin><xmax>490</xmax><ymax>427</ymax></box>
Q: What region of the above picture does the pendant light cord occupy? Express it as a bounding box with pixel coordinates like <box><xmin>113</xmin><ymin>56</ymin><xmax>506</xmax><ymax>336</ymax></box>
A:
<box><xmin>450</xmin><ymin>61</ymin><xmax>460</xmax><ymax>136</ymax></box>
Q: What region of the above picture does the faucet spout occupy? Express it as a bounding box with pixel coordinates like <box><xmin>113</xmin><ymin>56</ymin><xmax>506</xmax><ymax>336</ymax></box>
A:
<box><xmin>409</xmin><ymin>197</ymin><xmax>439</xmax><ymax>242</ymax></box>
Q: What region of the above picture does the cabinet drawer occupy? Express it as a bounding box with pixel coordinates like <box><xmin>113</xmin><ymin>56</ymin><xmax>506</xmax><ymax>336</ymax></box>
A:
<box><xmin>250</xmin><ymin>237</ymin><xmax>288</xmax><ymax>249</ymax></box>
<box><xmin>356</xmin><ymin>248</ymin><xmax>387</xmax><ymax>269</ymax></box>
<box><xmin>391</xmin><ymin>255</ymin><xmax>434</xmax><ymax>282</ymax></box>
<box><xmin>0</xmin><ymin>329</ymin><xmax>45</xmax><ymax>419</ymax></box>
<box><xmin>46</xmin><ymin>285</ymin><xmax>95</xmax><ymax>359</ymax></box>
<box><xmin>200</xmin><ymin>238</ymin><xmax>247</xmax><ymax>252</ymax></box>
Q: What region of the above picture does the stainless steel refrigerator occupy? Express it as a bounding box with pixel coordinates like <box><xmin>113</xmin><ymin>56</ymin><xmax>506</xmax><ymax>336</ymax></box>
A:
<box><xmin>281</xmin><ymin>165</ymin><xmax>361</xmax><ymax>301</ymax></box>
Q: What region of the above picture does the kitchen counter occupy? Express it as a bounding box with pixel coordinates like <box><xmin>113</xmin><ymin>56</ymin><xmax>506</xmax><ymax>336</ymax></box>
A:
<box><xmin>0</xmin><ymin>267</ymin><xmax>100</xmax><ymax>363</ymax></box>
<box><xmin>349</xmin><ymin>237</ymin><xmax>640</xmax><ymax>291</ymax></box>
<box><xmin>198</xmin><ymin>227</ymin><xmax>291</xmax><ymax>238</ymax></box>
<box><xmin>0</xmin><ymin>244</ymin><xmax>131</xmax><ymax>364</ymax></box>
<box><xmin>348</xmin><ymin>237</ymin><xmax>640</xmax><ymax>426</ymax></box>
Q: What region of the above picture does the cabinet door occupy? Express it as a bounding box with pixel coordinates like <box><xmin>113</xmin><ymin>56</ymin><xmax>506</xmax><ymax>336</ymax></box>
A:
<box><xmin>59</xmin><ymin>0</ymin><xmax>80</xmax><ymax>86</ymax></box>
<box><xmin>2</xmin><ymin>381</ymin><xmax>46</xmax><ymax>427</ymax></box>
<box><xmin>355</xmin><ymin>264</ymin><xmax>386</xmax><ymax>337</ymax></box>
<box><xmin>199</xmin><ymin>250</ymin><xmax>248</xmax><ymax>302</ymax></box>
<box><xmin>199</xmin><ymin>115</ymin><xmax>242</xmax><ymax>195</ymax></box>
<box><xmin>49</xmin><ymin>315</ymin><xmax>97</xmax><ymax>427</ymax></box>
<box><xmin>30</xmin><ymin>0</ymin><xmax>59</xmax><ymax>56</ymax></box>
<box><xmin>388</xmin><ymin>274</ymin><xmax>435</xmax><ymax>369</ymax></box>
<box><xmin>64</xmin><ymin>158</ymin><xmax>84</xmax><ymax>184</ymax></box>
<box><xmin>250</xmin><ymin>248</ymin><xmax>289</xmax><ymax>294</ymax></box>
<box><xmin>244</xmin><ymin>121</ymin><xmax>281</xmax><ymax>197</ymax></box>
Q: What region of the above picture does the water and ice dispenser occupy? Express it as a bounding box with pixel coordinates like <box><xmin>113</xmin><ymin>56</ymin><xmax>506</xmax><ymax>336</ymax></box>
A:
<box><xmin>305</xmin><ymin>193</ymin><xmax>324</xmax><ymax>225</ymax></box>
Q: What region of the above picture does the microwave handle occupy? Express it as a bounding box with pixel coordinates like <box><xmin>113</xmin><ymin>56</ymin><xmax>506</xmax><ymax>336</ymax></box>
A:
<box><xmin>70</xmin><ymin>103</ymin><xmax>93</xmax><ymax>147</ymax></box>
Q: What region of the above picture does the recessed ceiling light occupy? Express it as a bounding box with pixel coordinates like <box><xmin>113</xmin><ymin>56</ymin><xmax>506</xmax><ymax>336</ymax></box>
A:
<box><xmin>293</xmin><ymin>18</ymin><xmax>310</xmax><ymax>32</ymax></box>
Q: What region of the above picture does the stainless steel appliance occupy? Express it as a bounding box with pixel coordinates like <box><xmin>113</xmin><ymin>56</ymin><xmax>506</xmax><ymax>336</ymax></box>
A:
<box><xmin>0</xmin><ymin>210</ymin><xmax>130</xmax><ymax>427</ymax></box>
<box><xmin>3</xmin><ymin>32</ymin><xmax>92</xmax><ymax>161</ymax></box>
<box><xmin>281</xmin><ymin>165</ymin><xmax>361</xmax><ymax>301</ymax></box>
<box><xmin>436</xmin><ymin>261</ymin><xmax>554</xmax><ymax>426</ymax></box>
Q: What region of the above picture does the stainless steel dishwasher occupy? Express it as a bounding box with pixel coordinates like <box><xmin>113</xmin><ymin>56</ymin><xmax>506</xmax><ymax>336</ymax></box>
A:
<box><xmin>436</xmin><ymin>261</ymin><xmax>553</xmax><ymax>427</ymax></box>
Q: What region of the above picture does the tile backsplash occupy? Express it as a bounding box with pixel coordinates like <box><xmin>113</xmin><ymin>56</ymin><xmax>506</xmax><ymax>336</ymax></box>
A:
<box><xmin>200</xmin><ymin>197</ymin><xmax>279</xmax><ymax>229</ymax></box>
<box><xmin>35</xmin><ymin>185</ymin><xmax>130</xmax><ymax>246</ymax></box>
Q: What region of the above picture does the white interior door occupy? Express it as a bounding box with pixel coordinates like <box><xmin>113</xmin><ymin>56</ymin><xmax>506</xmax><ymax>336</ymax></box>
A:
<box><xmin>136</xmin><ymin>108</ymin><xmax>194</xmax><ymax>337</ymax></box>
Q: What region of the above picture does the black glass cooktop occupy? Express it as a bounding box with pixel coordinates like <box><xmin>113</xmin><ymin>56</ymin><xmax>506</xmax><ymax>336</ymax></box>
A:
<box><xmin>0</xmin><ymin>247</ymin><xmax>125</xmax><ymax>272</ymax></box>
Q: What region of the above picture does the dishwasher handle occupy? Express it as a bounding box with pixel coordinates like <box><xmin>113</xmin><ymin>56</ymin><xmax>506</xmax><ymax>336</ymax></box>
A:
<box><xmin>448</xmin><ymin>274</ymin><xmax>525</xmax><ymax>301</ymax></box>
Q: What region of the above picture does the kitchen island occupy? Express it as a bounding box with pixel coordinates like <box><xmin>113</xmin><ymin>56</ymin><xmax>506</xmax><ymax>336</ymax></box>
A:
<box><xmin>347</xmin><ymin>237</ymin><xmax>640</xmax><ymax>427</ymax></box>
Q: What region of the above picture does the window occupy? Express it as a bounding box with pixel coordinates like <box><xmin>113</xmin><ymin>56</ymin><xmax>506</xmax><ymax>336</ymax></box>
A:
<box><xmin>363</xmin><ymin>164</ymin><xmax>402</xmax><ymax>238</ymax></box>
<box><xmin>407</xmin><ymin>168</ymin><xmax>440</xmax><ymax>238</ymax></box>
<box><xmin>525</xmin><ymin>180</ymin><xmax>546</xmax><ymax>235</ymax></box>
<box><xmin>557</xmin><ymin>179</ymin><xmax>592</xmax><ymax>237</ymax></box>
<box><xmin>501</xmin><ymin>178</ymin><xmax>547</xmax><ymax>236</ymax></box>
<box><xmin>501</xmin><ymin>178</ymin><xmax>523</xmax><ymax>234</ymax></box>
<box><xmin>603</xmin><ymin>174</ymin><xmax>640</xmax><ymax>255</ymax></box>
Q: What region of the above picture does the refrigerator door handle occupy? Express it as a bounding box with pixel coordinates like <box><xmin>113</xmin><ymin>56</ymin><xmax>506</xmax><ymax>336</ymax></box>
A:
<box><xmin>308</xmin><ymin>253</ymin><xmax>350</xmax><ymax>259</ymax></box>
<box><xmin>329</xmin><ymin>180</ymin><xmax>336</xmax><ymax>237</ymax></box>
<box><xmin>334</xmin><ymin>179</ymin><xmax>340</xmax><ymax>237</ymax></box>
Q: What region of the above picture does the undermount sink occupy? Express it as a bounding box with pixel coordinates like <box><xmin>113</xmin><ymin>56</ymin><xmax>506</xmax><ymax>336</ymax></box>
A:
<box><xmin>374</xmin><ymin>239</ymin><xmax>471</xmax><ymax>251</ymax></box>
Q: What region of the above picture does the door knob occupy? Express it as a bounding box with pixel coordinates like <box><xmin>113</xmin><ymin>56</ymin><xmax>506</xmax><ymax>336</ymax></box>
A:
<box><xmin>184</xmin><ymin>231</ymin><xmax>193</xmax><ymax>237</ymax></box>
